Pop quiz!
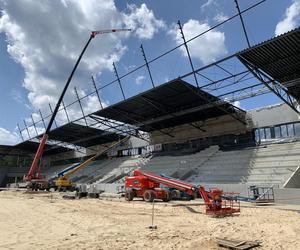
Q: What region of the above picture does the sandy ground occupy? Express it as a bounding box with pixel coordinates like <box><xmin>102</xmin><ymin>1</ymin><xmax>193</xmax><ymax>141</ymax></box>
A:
<box><xmin>0</xmin><ymin>190</ymin><xmax>299</xmax><ymax>250</ymax></box>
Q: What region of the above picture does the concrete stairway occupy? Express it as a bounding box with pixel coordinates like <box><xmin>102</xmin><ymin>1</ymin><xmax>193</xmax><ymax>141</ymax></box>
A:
<box><xmin>188</xmin><ymin>141</ymin><xmax>300</xmax><ymax>187</ymax></box>
<box><xmin>91</xmin><ymin>156</ymin><xmax>151</xmax><ymax>185</ymax></box>
<box><xmin>140</xmin><ymin>146</ymin><xmax>220</xmax><ymax>178</ymax></box>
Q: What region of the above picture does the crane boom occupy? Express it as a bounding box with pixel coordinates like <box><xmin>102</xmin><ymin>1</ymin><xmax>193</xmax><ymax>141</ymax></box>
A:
<box><xmin>24</xmin><ymin>28</ymin><xmax>131</xmax><ymax>184</ymax></box>
<box><xmin>91</xmin><ymin>28</ymin><xmax>131</xmax><ymax>37</ymax></box>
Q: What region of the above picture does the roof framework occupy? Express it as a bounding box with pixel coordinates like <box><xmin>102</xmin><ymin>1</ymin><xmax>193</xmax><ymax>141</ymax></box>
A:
<box><xmin>14</xmin><ymin>141</ymin><xmax>71</xmax><ymax>155</ymax></box>
<box><xmin>14</xmin><ymin>0</ymin><xmax>300</xmax><ymax>153</ymax></box>
<box><xmin>93</xmin><ymin>79</ymin><xmax>245</xmax><ymax>133</ymax></box>
<box><xmin>44</xmin><ymin>123</ymin><xmax>125</xmax><ymax>148</ymax></box>
<box><xmin>238</xmin><ymin>27</ymin><xmax>300</xmax><ymax>99</ymax></box>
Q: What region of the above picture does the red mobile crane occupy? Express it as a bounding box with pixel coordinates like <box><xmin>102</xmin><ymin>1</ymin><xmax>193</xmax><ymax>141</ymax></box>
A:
<box><xmin>24</xmin><ymin>29</ymin><xmax>131</xmax><ymax>190</ymax></box>
<box><xmin>125</xmin><ymin>170</ymin><xmax>240</xmax><ymax>216</ymax></box>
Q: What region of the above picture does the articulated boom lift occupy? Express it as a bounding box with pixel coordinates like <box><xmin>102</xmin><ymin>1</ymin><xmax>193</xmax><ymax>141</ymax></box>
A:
<box><xmin>54</xmin><ymin>136</ymin><xmax>129</xmax><ymax>190</ymax></box>
<box><xmin>125</xmin><ymin>170</ymin><xmax>240</xmax><ymax>216</ymax></box>
<box><xmin>23</xmin><ymin>28</ymin><xmax>130</xmax><ymax>190</ymax></box>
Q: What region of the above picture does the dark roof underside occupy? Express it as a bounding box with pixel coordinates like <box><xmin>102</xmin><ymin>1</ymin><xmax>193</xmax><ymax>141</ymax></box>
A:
<box><xmin>46</xmin><ymin>123</ymin><xmax>124</xmax><ymax>147</ymax></box>
<box><xmin>14</xmin><ymin>141</ymin><xmax>70</xmax><ymax>155</ymax></box>
<box><xmin>238</xmin><ymin>27</ymin><xmax>300</xmax><ymax>98</ymax></box>
<box><xmin>93</xmin><ymin>79</ymin><xmax>239</xmax><ymax>132</ymax></box>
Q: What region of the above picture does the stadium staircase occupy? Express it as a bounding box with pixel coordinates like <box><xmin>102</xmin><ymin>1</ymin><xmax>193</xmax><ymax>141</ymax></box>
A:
<box><xmin>90</xmin><ymin>156</ymin><xmax>151</xmax><ymax>185</ymax></box>
<box><xmin>187</xmin><ymin>141</ymin><xmax>300</xmax><ymax>187</ymax></box>
<box><xmin>6</xmin><ymin>140</ymin><xmax>299</xmax><ymax>189</ymax></box>
<box><xmin>140</xmin><ymin>146</ymin><xmax>219</xmax><ymax>178</ymax></box>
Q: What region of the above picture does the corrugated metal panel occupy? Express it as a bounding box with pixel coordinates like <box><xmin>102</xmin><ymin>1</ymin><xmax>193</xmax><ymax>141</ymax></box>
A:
<box><xmin>14</xmin><ymin>141</ymin><xmax>70</xmax><ymax>155</ymax></box>
<box><xmin>45</xmin><ymin>123</ymin><xmax>124</xmax><ymax>147</ymax></box>
<box><xmin>93</xmin><ymin>79</ymin><xmax>239</xmax><ymax>132</ymax></box>
<box><xmin>238</xmin><ymin>27</ymin><xmax>300</xmax><ymax>97</ymax></box>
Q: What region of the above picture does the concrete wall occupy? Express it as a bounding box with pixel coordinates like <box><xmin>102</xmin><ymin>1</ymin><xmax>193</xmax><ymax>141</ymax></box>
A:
<box><xmin>0</xmin><ymin>167</ymin><xmax>7</xmax><ymax>186</ymax></box>
<box><xmin>274</xmin><ymin>188</ymin><xmax>300</xmax><ymax>205</ymax></box>
<box><xmin>46</xmin><ymin>149</ymin><xmax>86</xmax><ymax>164</ymax></box>
<box><xmin>150</xmin><ymin>115</ymin><xmax>249</xmax><ymax>144</ymax></box>
<box><xmin>199</xmin><ymin>183</ymin><xmax>251</xmax><ymax>197</ymax></box>
<box><xmin>86</xmin><ymin>143</ymin><xmax>113</xmax><ymax>156</ymax></box>
<box><xmin>284</xmin><ymin>166</ymin><xmax>300</xmax><ymax>188</ymax></box>
<box><xmin>86</xmin><ymin>136</ymin><xmax>150</xmax><ymax>157</ymax></box>
<box><xmin>95</xmin><ymin>183</ymin><xmax>121</xmax><ymax>193</ymax></box>
<box><xmin>248</xmin><ymin>103</ymin><xmax>300</xmax><ymax>128</ymax></box>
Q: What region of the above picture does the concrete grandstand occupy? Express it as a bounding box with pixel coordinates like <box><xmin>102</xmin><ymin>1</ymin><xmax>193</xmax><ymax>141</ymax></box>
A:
<box><xmin>1</xmin><ymin>24</ymin><xmax>300</xmax><ymax>205</ymax></box>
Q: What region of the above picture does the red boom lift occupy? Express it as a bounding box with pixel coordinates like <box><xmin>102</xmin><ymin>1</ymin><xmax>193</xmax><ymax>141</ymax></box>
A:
<box><xmin>125</xmin><ymin>170</ymin><xmax>240</xmax><ymax>216</ymax></box>
<box><xmin>23</xmin><ymin>29</ymin><xmax>131</xmax><ymax>190</ymax></box>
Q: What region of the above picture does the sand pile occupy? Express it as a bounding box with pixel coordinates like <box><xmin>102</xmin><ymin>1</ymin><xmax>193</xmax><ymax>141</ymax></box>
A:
<box><xmin>0</xmin><ymin>190</ymin><xmax>299</xmax><ymax>249</ymax></box>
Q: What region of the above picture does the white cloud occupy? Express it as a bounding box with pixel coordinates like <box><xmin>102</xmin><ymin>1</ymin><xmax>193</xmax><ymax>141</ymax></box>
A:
<box><xmin>11</xmin><ymin>89</ymin><xmax>32</xmax><ymax>110</ymax></box>
<box><xmin>0</xmin><ymin>127</ymin><xmax>20</xmax><ymax>145</ymax></box>
<box><xmin>123</xmin><ymin>3</ymin><xmax>165</xmax><ymax>40</ymax></box>
<box><xmin>135</xmin><ymin>75</ymin><xmax>145</xmax><ymax>85</ymax></box>
<box><xmin>275</xmin><ymin>0</ymin><xmax>300</xmax><ymax>36</ymax></box>
<box><xmin>11</xmin><ymin>89</ymin><xmax>23</xmax><ymax>103</ymax></box>
<box><xmin>214</xmin><ymin>13</ymin><xmax>229</xmax><ymax>23</ymax></box>
<box><xmin>201</xmin><ymin>0</ymin><xmax>215</xmax><ymax>11</ymax></box>
<box><xmin>20</xmin><ymin>125</ymin><xmax>45</xmax><ymax>141</ymax></box>
<box><xmin>0</xmin><ymin>0</ymin><xmax>125</xmax><ymax>112</ymax></box>
<box><xmin>0</xmin><ymin>1</ymin><xmax>164</xmax><ymax>128</ymax></box>
<box><xmin>169</xmin><ymin>19</ymin><xmax>227</xmax><ymax>65</ymax></box>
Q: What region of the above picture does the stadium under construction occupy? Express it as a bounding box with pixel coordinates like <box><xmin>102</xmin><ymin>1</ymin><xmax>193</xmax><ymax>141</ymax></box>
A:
<box><xmin>0</xmin><ymin>1</ymin><xmax>300</xmax><ymax>248</ymax></box>
<box><xmin>1</xmin><ymin>26</ymin><xmax>300</xmax><ymax>204</ymax></box>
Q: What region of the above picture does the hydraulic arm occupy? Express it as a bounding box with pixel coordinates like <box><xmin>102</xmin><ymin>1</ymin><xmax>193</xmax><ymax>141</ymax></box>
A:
<box><xmin>24</xmin><ymin>28</ymin><xmax>130</xmax><ymax>186</ymax></box>
<box><xmin>55</xmin><ymin>136</ymin><xmax>129</xmax><ymax>190</ymax></box>
<box><xmin>125</xmin><ymin>170</ymin><xmax>240</xmax><ymax>215</ymax></box>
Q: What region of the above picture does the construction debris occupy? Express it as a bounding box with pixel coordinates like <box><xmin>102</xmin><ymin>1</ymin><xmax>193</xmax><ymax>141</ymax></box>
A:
<box><xmin>216</xmin><ymin>237</ymin><xmax>260</xmax><ymax>250</ymax></box>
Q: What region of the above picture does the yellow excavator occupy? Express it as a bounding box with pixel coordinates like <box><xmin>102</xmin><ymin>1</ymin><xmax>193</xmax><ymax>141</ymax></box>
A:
<box><xmin>54</xmin><ymin>136</ymin><xmax>129</xmax><ymax>191</ymax></box>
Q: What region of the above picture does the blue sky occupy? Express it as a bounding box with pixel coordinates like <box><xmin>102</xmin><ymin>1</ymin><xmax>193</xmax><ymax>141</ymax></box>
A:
<box><xmin>0</xmin><ymin>0</ymin><xmax>299</xmax><ymax>145</ymax></box>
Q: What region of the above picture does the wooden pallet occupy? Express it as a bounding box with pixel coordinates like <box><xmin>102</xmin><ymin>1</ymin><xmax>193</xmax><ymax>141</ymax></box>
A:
<box><xmin>216</xmin><ymin>238</ymin><xmax>260</xmax><ymax>250</ymax></box>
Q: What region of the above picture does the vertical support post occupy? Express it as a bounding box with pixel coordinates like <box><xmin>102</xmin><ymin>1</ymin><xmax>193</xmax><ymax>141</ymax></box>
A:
<box><xmin>113</xmin><ymin>62</ymin><xmax>126</xmax><ymax>100</ymax></box>
<box><xmin>49</xmin><ymin>103</ymin><xmax>58</xmax><ymax>128</ymax></box>
<box><xmin>234</xmin><ymin>0</ymin><xmax>251</xmax><ymax>48</ymax></box>
<box><xmin>23</xmin><ymin>119</ymin><xmax>31</xmax><ymax>140</ymax></box>
<box><xmin>31</xmin><ymin>114</ymin><xmax>39</xmax><ymax>136</ymax></box>
<box><xmin>62</xmin><ymin>100</ymin><xmax>70</xmax><ymax>123</ymax></box>
<box><xmin>91</xmin><ymin>75</ymin><xmax>103</xmax><ymax>109</ymax></box>
<box><xmin>178</xmin><ymin>20</ymin><xmax>199</xmax><ymax>88</ymax></box>
<box><xmin>140</xmin><ymin>44</ymin><xmax>155</xmax><ymax>88</ymax></box>
<box><xmin>17</xmin><ymin>123</ymin><xmax>24</xmax><ymax>141</ymax></box>
<box><xmin>39</xmin><ymin>109</ymin><xmax>46</xmax><ymax>130</ymax></box>
<box><xmin>74</xmin><ymin>87</ymin><xmax>88</xmax><ymax>126</ymax></box>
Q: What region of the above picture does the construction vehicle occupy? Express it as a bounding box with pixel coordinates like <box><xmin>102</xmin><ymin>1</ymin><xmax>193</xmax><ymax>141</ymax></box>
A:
<box><xmin>47</xmin><ymin>162</ymin><xmax>80</xmax><ymax>190</ymax></box>
<box><xmin>125</xmin><ymin>170</ymin><xmax>240</xmax><ymax>215</ymax></box>
<box><xmin>23</xmin><ymin>29</ymin><xmax>130</xmax><ymax>190</ymax></box>
<box><xmin>54</xmin><ymin>136</ymin><xmax>129</xmax><ymax>190</ymax></box>
<box><xmin>56</xmin><ymin>162</ymin><xmax>80</xmax><ymax>178</ymax></box>
<box><xmin>160</xmin><ymin>174</ymin><xmax>194</xmax><ymax>200</ymax></box>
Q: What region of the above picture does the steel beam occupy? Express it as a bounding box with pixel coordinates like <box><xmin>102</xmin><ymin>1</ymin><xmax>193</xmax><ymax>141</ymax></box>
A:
<box><xmin>74</xmin><ymin>87</ymin><xmax>88</xmax><ymax>126</ymax></box>
<box><xmin>141</xmin><ymin>44</ymin><xmax>155</xmax><ymax>88</ymax></box>
<box><xmin>140</xmin><ymin>95</ymin><xmax>206</xmax><ymax>132</ymax></box>
<box><xmin>238</xmin><ymin>56</ymin><xmax>300</xmax><ymax>115</ymax></box>
<box><xmin>109</xmin><ymin>106</ymin><xmax>174</xmax><ymax>138</ymax></box>
<box><xmin>113</xmin><ymin>62</ymin><xmax>126</xmax><ymax>100</ymax></box>
<box><xmin>91</xmin><ymin>75</ymin><xmax>103</xmax><ymax>109</ymax></box>
<box><xmin>178</xmin><ymin>20</ymin><xmax>199</xmax><ymax>88</ymax></box>
<box><xmin>62</xmin><ymin>100</ymin><xmax>70</xmax><ymax>123</ymax></box>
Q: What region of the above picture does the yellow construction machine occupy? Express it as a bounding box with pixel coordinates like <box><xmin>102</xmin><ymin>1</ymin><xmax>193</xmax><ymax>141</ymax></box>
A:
<box><xmin>54</xmin><ymin>136</ymin><xmax>129</xmax><ymax>191</ymax></box>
